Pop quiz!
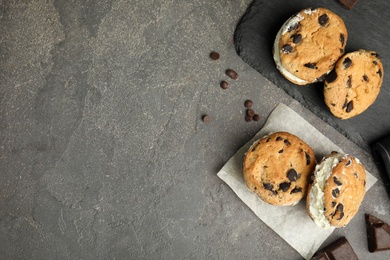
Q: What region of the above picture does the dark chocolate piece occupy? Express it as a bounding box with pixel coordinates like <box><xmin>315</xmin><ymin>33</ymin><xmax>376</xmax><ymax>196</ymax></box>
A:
<box><xmin>338</xmin><ymin>0</ymin><xmax>358</xmax><ymax>10</ymax></box>
<box><xmin>346</xmin><ymin>101</ymin><xmax>353</xmax><ymax>113</ymax></box>
<box><xmin>291</xmin><ymin>34</ymin><xmax>302</xmax><ymax>44</ymax></box>
<box><xmin>209</xmin><ymin>51</ymin><xmax>220</xmax><ymax>60</ymax></box>
<box><xmin>332</xmin><ymin>188</ymin><xmax>340</xmax><ymax>198</ymax></box>
<box><xmin>253</xmin><ymin>114</ymin><xmax>260</xmax><ymax>121</ymax></box>
<box><xmin>282</xmin><ymin>44</ymin><xmax>293</xmax><ymax>53</ymax></box>
<box><xmin>225</xmin><ymin>69</ymin><xmax>238</xmax><ymax>79</ymax></box>
<box><xmin>365</xmin><ymin>214</ymin><xmax>390</xmax><ymax>252</ymax></box>
<box><xmin>244</xmin><ymin>100</ymin><xmax>253</xmax><ymax>108</ymax></box>
<box><xmin>202</xmin><ymin>115</ymin><xmax>211</xmax><ymax>123</ymax></box>
<box><xmin>263</xmin><ymin>183</ymin><xmax>273</xmax><ymax>191</ymax></box>
<box><xmin>326</xmin><ymin>70</ymin><xmax>338</xmax><ymax>83</ymax></box>
<box><xmin>340</xmin><ymin>33</ymin><xmax>345</xmax><ymax>46</ymax></box>
<box><xmin>333</xmin><ymin>176</ymin><xmax>342</xmax><ymax>186</ymax></box>
<box><xmin>287</xmin><ymin>169</ymin><xmax>298</xmax><ymax>181</ymax></box>
<box><xmin>343</xmin><ymin>57</ymin><xmax>352</xmax><ymax>69</ymax></box>
<box><xmin>220</xmin><ymin>80</ymin><xmax>229</xmax><ymax>89</ymax></box>
<box><xmin>304</xmin><ymin>63</ymin><xmax>318</xmax><ymax>69</ymax></box>
<box><xmin>290</xmin><ymin>187</ymin><xmax>302</xmax><ymax>194</ymax></box>
<box><xmin>311</xmin><ymin>237</ymin><xmax>358</xmax><ymax>260</ymax></box>
<box><xmin>318</xmin><ymin>14</ymin><xmax>329</xmax><ymax>26</ymax></box>
<box><xmin>305</xmin><ymin>152</ymin><xmax>311</xmax><ymax>165</ymax></box>
<box><xmin>279</xmin><ymin>182</ymin><xmax>290</xmax><ymax>192</ymax></box>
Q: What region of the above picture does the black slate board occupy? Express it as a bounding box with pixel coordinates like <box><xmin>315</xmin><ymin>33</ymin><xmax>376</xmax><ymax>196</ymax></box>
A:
<box><xmin>234</xmin><ymin>0</ymin><xmax>390</xmax><ymax>150</ymax></box>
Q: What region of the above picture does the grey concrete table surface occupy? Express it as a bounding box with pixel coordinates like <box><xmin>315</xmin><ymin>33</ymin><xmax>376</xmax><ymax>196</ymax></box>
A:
<box><xmin>1</xmin><ymin>0</ymin><xmax>389</xmax><ymax>259</ymax></box>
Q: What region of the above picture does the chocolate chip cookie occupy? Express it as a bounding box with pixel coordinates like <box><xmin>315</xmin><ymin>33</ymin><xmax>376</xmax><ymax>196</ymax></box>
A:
<box><xmin>306</xmin><ymin>152</ymin><xmax>366</xmax><ymax>228</ymax></box>
<box><xmin>324</xmin><ymin>50</ymin><xmax>384</xmax><ymax>119</ymax></box>
<box><xmin>243</xmin><ymin>132</ymin><xmax>316</xmax><ymax>206</ymax></box>
<box><xmin>273</xmin><ymin>7</ymin><xmax>348</xmax><ymax>85</ymax></box>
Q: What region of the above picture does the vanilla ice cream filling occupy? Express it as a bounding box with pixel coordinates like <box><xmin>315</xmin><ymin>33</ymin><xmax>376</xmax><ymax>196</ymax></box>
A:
<box><xmin>308</xmin><ymin>153</ymin><xmax>345</xmax><ymax>229</ymax></box>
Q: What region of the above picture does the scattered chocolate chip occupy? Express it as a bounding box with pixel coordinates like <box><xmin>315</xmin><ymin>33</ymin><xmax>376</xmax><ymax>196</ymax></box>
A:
<box><xmin>326</xmin><ymin>70</ymin><xmax>338</xmax><ymax>83</ymax></box>
<box><xmin>290</xmin><ymin>187</ymin><xmax>302</xmax><ymax>193</ymax></box>
<box><xmin>331</xmin><ymin>103</ymin><xmax>336</xmax><ymax>107</ymax></box>
<box><xmin>220</xmin><ymin>80</ymin><xmax>228</xmax><ymax>89</ymax></box>
<box><xmin>338</xmin><ymin>212</ymin><xmax>345</xmax><ymax>220</ymax></box>
<box><xmin>332</xmin><ymin>201</ymin><xmax>337</xmax><ymax>207</ymax></box>
<box><xmin>317</xmin><ymin>73</ymin><xmax>328</xmax><ymax>82</ymax></box>
<box><xmin>244</xmin><ymin>100</ymin><xmax>253</xmax><ymax>108</ymax></box>
<box><xmin>282</xmin><ymin>44</ymin><xmax>293</xmax><ymax>54</ymax></box>
<box><xmin>363</xmin><ymin>75</ymin><xmax>369</xmax><ymax>82</ymax></box>
<box><xmin>319</xmin><ymin>14</ymin><xmax>329</xmax><ymax>26</ymax></box>
<box><xmin>337</xmin><ymin>203</ymin><xmax>344</xmax><ymax>212</ymax></box>
<box><xmin>346</xmin><ymin>159</ymin><xmax>352</xmax><ymax>166</ymax></box>
<box><xmin>226</xmin><ymin>69</ymin><xmax>238</xmax><ymax>80</ymax></box>
<box><xmin>276</xmin><ymin>136</ymin><xmax>283</xmax><ymax>141</ymax></box>
<box><xmin>338</xmin><ymin>0</ymin><xmax>358</xmax><ymax>10</ymax></box>
<box><xmin>287</xmin><ymin>22</ymin><xmax>299</xmax><ymax>32</ymax></box>
<box><xmin>209</xmin><ymin>51</ymin><xmax>220</xmax><ymax>60</ymax></box>
<box><xmin>304</xmin><ymin>63</ymin><xmax>318</xmax><ymax>70</ymax></box>
<box><xmin>291</xmin><ymin>34</ymin><xmax>302</xmax><ymax>44</ymax></box>
<box><xmin>253</xmin><ymin>114</ymin><xmax>260</xmax><ymax>121</ymax></box>
<box><xmin>279</xmin><ymin>182</ymin><xmax>291</xmax><ymax>192</ymax></box>
<box><xmin>354</xmin><ymin>173</ymin><xmax>358</xmax><ymax>178</ymax></box>
<box><xmin>305</xmin><ymin>152</ymin><xmax>311</xmax><ymax>165</ymax></box>
<box><xmin>246</xmin><ymin>109</ymin><xmax>255</xmax><ymax>118</ymax></box>
<box><xmin>278</xmin><ymin>149</ymin><xmax>284</xmax><ymax>153</ymax></box>
<box><xmin>266</xmin><ymin>138</ymin><xmax>271</xmax><ymax>142</ymax></box>
<box><xmin>263</xmin><ymin>183</ymin><xmax>273</xmax><ymax>191</ymax></box>
<box><xmin>287</xmin><ymin>169</ymin><xmax>298</xmax><ymax>181</ymax></box>
<box><xmin>371</xmin><ymin>52</ymin><xmax>380</xmax><ymax>58</ymax></box>
<box><xmin>340</xmin><ymin>33</ymin><xmax>345</xmax><ymax>46</ymax></box>
<box><xmin>284</xmin><ymin>139</ymin><xmax>291</xmax><ymax>146</ymax></box>
<box><xmin>202</xmin><ymin>115</ymin><xmax>211</xmax><ymax>123</ymax></box>
<box><xmin>346</xmin><ymin>76</ymin><xmax>351</xmax><ymax>88</ymax></box>
<box><xmin>245</xmin><ymin>114</ymin><xmax>253</xmax><ymax>122</ymax></box>
<box><xmin>377</xmin><ymin>69</ymin><xmax>382</xmax><ymax>78</ymax></box>
<box><xmin>343</xmin><ymin>57</ymin><xmax>352</xmax><ymax>69</ymax></box>
<box><xmin>373</xmin><ymin>60</ymin><xmax>378</xmax><ymax>65</ymax></box>
<box><xmin>332</xmin><ymin>188</ymin><xmax>340</xmax><ymax>198</ymax></box>
<box><xmin>346</xmin><ymin>100</ymin><xmax>353</xmax><ymax>113</ymax></box>
<box><xmin>333</xmin><ymin>176</ymin><xmax>342</xmax><ymax>186</ymax></box>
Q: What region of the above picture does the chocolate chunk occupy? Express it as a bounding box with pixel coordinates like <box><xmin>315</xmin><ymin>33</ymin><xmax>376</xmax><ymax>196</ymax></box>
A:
<box><xmin>346</xmin><ymin>159</ymin><xmax>352</xmax><ymax>166</ymax></box>
<box><xmin>291</xmin><ymin>34</ymin><xmax>302</xmax><ymax>44</ymax></box>
<box><xmin>332</xmin><ymin>188</ymin><xmax>340</xmax><ymax>198</ymax></box>
<box><xmin>318</xmin><ymin>14</ymin><xmax>329</xmax><ymax>26</ymax></box>
<box><xmin>282</xmin><ymin>44</ymin><xmax>293</xmax><ymax>54</ymax></box>
<box><xmin>244</xmin><ymin>100</ymin><xmax>253</xmax><ymax>108</ymax></box>
<box><xmin>342</xmin><ymin>99</ymin><xmax>348</xmax><ymax>109</ymax></box>
<box><xmin>287</xmin><ymin>169</ymin><xmax>298</xmax><ymax>181</ymax></box>
<box><xmin>373</xmin><ymin>60</ymin><xmax>378</xmax><ymax>65</ymax></box>
<box><xmin>304</xmin><ymin>63</ymin><xmax>318</xmax><ymax>70</ymax></box>
<box><xmin>333</xmin><ymin>176</ymin><xmax>342</xmax><ymax>186</ymax></box>
<box><xmin>290</xmin><ymin>187</ymin><xmax>302</xmax><ymax>193</ymax></box>
<box><xmin>377</xmin><ymin>69</ymin><xmax>382</xmax><ymax>78</ymax></box>
<box><xmin>266</xmin><ymin>138</ymin><xmax>271</xmax><ymax>142</ymax></box>
<box><xmin>346</xmin><ymin>101</ymin><xmax>353</xmax><ymax>113</ymax></box>
<box><xmin>331</xmin><ymin>201</ymin><xmax>337</xmax><ymax>207</ymax></box>
<box><xmin>209</xmin><ymin>51</ymin><xmax>220</xmax><ymax>60</ymax></box>
<box><xmin>287</xmin><ymin>22</ymin><xmax>299</xmax><ymax>32</ymax></box>
<box><xmin>338</xmin><ymin>0</ymin><xmax>358</xmax><ymax>10</ymax></box>
<box><xmin>340</xmin><ymin>33</ymin><xmax>345</xmax><ymax>46</ymax></box>
<box><xmin>263</xmin><ymin>183</ymin><xmax>273</xmax><ymax>191</ymax></box>
<box><xmin>366</xmin><ymin>214</ymin><xmax>390</xmax><ymax>252</ymax></box>
<box><xmin>220</xmin><ymin>80</ymin><xmax>228</xmax><ymax>89</ymax></box>
<box><xmin>371</xmin><ymin>52</ymin><xmax>380</xmax><ymax>58</ymax></box>
<box><xmin>326</xmin><ymin>70</ymin><xmax>337</xmax><ymax>83</ymax></box>
<box><xmin>363</xmin><ymin>75</ymin><xmax>369</xmax><ymax>82</ymax></box>
<box><xmin>284</xmin><ymin>139</ymin><xmax>291</xmax><ymax>146</ymax></box>
<box><xmin>311</xmin><ymin>237</ymin><xmax>358</xmax><ymax>260</ymax></box>
<box><xmin>305</xmin><ymin>152</ymin><xmax>311</xmax><ymax>165</ymax></box>
<box><xmin>253</xmin><ymin>114</ymin><xmax>260</xmax><ymax>121</ymax></box>
<box><xmin>276</xmin><ymin>136</ymin><xmax>283</xmax><ymax>141</ymax></box>
<box><xmin>278</xmin><ymin>149</ymin><xmax>284</xmax><ymax>153</ymax></box>
<box><xmin>202</xmin><ymin>115</ymin><xmax>211</xmax><ymax>123</ymax></box>
<box><xmin>336</xmin><ymin>203</ymin><xmax>344</xmax><ymax>213</ymax></box>
<box><xmin>346</xmin><ymin>76</ymin><xmax>351</xmax><ymax>88</ymax></box>
<box><xmin>245</xmin><ymin>114</ymin><xmax>253</xmax><ymax>122</ymax></box>
<box><xmin>317</xmin><ymin>73</ymin><xmax>328</xmax><ymax>82</ymax></box>
<box><xmin>246</xmin><ymin>109</ymin><xmax>255</xmax><ymax>118</ymax></box>
<box><xmin>226</xmin><ymin>69</ymin><xmax>238</xmax><ymax>80</ymax></box>
<box><xmin>279</xmin><ymin>182</ymin><xmax>291</xmax><ymax>192</ymax></box>
<box><xmin>343</xmin><ymin>57</ymin><xmax>352</xmax><ymax>69</ymax></box>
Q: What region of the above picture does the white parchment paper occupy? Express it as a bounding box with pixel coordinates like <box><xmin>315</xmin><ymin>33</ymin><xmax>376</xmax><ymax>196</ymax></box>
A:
<box><xmin>217</xmin><ymin>103</ymin><xmax>377</xmax><ymax>259</ymax></box>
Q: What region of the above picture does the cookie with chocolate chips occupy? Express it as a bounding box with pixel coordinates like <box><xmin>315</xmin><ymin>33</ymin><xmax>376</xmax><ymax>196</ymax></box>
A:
<box><xmin>324</xmin><ymin>50</ymin><xmax>384</xmax><ymax>119</ymax></box>
<box><xmin>273</xmin><ymin>7</ymin><xmax>348</xmax><ymax>85</ymax></box>
<box><xmin>306</xmin><ymin>152</ymin><xmax>366</xmax><ymax>228</ymax></box>
<box><xmin>243</xmin><ymin>132</ymin><xmax>316</xmax><ymax>206</ymax></box>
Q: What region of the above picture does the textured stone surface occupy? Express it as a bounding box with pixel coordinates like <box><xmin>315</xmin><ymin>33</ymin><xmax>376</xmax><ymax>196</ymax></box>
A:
<box><xmin>1</xmin><ymin>0</ymin><xmax>389</xmax><ymax>259</ymax></box>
